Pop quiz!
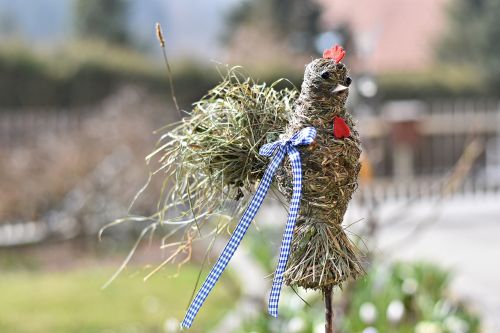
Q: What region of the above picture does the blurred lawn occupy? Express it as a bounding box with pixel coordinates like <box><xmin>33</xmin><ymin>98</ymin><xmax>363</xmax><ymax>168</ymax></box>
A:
<box><xmin>0</xmin><ymin>265</ymin><xmax>235</xmax><ymax>333</ymax></box>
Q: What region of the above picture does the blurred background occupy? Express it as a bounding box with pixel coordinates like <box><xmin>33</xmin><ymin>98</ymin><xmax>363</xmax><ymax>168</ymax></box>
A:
<box><xmin>1</xmin><ymin>0</ymin><xmax>499</xmax><ymax>332</ymax></box>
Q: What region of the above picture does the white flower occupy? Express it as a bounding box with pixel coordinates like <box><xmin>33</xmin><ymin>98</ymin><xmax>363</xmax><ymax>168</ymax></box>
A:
<box><xmin>359</xmin><ymin>302</ymin><xmax>378</xmax><ymax>324</ymax></box>
<box><xmin>444</xmin><ymin>316</ymin><xmax>469</xmax><ymax>333</ymax></box>
<box><xmin>288</xmin><ymin>317</ymin><xmax>306</xmax><ymax>333</ymax></box>
<box><xmin>314</xmin><ymin>322</ymin><xmax>325</xmax><ymax>333</ymax></box>
<box><xmin>363</xmin><ymin>327</ymin><xmax>378</xmax><ymax>333</ymax></box>
<box><xmin>415</xmin><ymin>321</ymin><xmax>443</xmax><ymax>333</ymax></box>
<box><xmin>163</xmin><ymin>318</ymin><xmax>179</xmax><ymax>333</ymax></box>
<box><xmin>386</xmin><ymin>300</ymin><xmax>405</xmax><ymax>323</ymax></box>
<box><xmin>402</xmin><ymin>278</ymin><xmax>418</xmax><ymax>295</ymax></box>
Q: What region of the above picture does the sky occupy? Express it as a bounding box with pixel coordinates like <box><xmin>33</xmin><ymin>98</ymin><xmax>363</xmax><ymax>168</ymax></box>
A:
<box><xmin>0</xmin><ymin>0</ymin><xmax>242</xmax><ymax>59</ymax></box>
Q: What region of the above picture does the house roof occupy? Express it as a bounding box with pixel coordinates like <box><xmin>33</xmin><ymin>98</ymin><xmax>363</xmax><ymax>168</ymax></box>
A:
<box><xmin>319</xmin><ymin>0</ymin><xmax>449</xmax><ymax>72</ymax></box>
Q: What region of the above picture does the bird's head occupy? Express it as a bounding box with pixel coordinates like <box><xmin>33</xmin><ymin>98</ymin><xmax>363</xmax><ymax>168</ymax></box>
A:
<box><xmin>302</xmin><ymin>45</ymin><xmax>351</xmax><ymax>105</ymax></box>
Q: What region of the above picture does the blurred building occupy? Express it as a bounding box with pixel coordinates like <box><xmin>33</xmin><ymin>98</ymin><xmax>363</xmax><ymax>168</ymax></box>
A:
<box><xmin>319</xmin><ymin>0</ymin><xmax>449</xmax><ymax>72</ymax></box>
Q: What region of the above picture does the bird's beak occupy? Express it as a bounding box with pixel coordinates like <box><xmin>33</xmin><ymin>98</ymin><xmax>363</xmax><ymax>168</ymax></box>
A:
<box><xmin>332</xmin><ymin>84</ymin><xmax>348</xmax><ymax>94</ymax></box>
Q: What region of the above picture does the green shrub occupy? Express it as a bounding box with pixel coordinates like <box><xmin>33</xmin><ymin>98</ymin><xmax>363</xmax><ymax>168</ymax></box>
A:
<box><xmin>344</xmin><ymin>262</ymin><xmax>480</xmax><ymax>333</ymax></box>
<box><xmin>237</xmin><ymin>261</ymin><xmax>481</xmax><ymax>333</ymax></box>
<box><xmin>377</xmin><ymin>65</ymin><xmax>487</xmax><ymax>100</ymax></box>
<box><xmin>0</xmin><ymin>42</ymin><xmax>211</xmax><ymax>109</ymax></box>
<box><xmin>3</xmin><ymin>42</ymin><xmax>491</xmax><ymax>110</ymax></box>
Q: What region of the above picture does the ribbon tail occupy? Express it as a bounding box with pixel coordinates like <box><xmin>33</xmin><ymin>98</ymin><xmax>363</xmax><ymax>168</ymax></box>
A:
<box><xmin>181</xmin><ymin>148</ymin><xmax>286</xmax><ymax>328</ymax></box>
<box><xmin>268</xmin><ymin>147</ymin><xmax>303</xmax><ymax>317</ymax></box>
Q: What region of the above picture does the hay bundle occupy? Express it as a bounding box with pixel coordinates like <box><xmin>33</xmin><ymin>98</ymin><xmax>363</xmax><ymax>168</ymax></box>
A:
<box><xmin>148</xmin><ymin>56</ymin><xmax>362</xmax><ymax>294</ymax></box>
<box><xmin>147</xmin><ymin>67</ymin><xmax>297</xmax><ymax>229</ymax></box>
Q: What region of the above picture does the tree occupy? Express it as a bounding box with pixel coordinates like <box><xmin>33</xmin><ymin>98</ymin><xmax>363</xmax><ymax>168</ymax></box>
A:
<box><xmin>74</xmin><ymin>0</ymin><xmax>130</xmax><ymax>46</ymax></box>
<box><xmin>224</xmin><ymin>0</ymin><xmax>321</xmax><ymax>54</ymax></box>
<box><xmin>0</xmin><ymin>10</ymin><xmax>19</xmax><ymax>38</ymax></box>
<box><xmin>439</xmin><ymin>0</ymin><xmax>500</xmax><ymax>89</ymax></box>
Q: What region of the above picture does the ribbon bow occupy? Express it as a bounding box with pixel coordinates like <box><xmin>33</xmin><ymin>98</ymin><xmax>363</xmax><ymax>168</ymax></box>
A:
<box><xmin>181</xmin><ymin>127</ymin><xmax>317</xmax><ymax>328</ymax></box>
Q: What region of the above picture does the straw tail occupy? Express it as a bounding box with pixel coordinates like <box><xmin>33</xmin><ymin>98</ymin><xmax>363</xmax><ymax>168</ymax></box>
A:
<box><xmin>284</xmin><ymin>216</ymin><xmax>363</xmax><ymax>289</ymax></box>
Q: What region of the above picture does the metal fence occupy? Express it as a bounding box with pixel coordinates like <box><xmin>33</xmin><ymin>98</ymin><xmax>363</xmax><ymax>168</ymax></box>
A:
<box><xmin>1</xmin><ymin>98</ymin><xmax>499</xmax><ymax>244</ymax></box>
<box><xmin>358</xmin><ymin>99</ymin><xmax>500</xmax><ymax>201</ymax></box>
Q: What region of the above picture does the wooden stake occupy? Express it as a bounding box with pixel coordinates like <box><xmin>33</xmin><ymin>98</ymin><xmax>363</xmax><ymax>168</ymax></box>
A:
<box><xmin>324</xmin><ymin>286</ymin><xmax>334</xmax><ymax>333</ymax></box>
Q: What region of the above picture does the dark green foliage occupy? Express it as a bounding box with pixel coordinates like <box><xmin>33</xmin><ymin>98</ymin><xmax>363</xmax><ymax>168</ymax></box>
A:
<box><xmin>74</xmin><ymin>0</ymin><xmax>131</xmax><ymax>46</ymax></box>
<box><xmin>439</xmin><ymin>0</ymin><xmax>500</xmax><ymax>90</ymax></box>
<box><xmin>0</xmin><ymin>51</ymin><xmax>147</xmax><ymax>108</ymax></box>
<box><xmin>270</xmin><ymin>0</ymin><xmax>321</xmax><ymax>52</ymax></box>
<box><xmin>0</xmin><ymin>45</ymin><xmax>304</xmax><ymax>109</ymax></box>
<box><xmin>224</xmin><ymin>0</ymin><xmax>321</xmax><ymax>53</ymax></box>
<box><xmin>1</xmin><ymin>45</ymin><xmax>493</xmax><ymax>109</ymax></box>
<box><xmin>0</xmin><ymin>44</ymin><xmax>221</xmax><ymax>109</ymax></box>
<box><xmin>0</xmin><ymin>10</ymin><xmax>19</xmax><ymax>37</ymax></box>
<box><xmin>377</xmin><ymin>66</ymin><xmax>487</xmax><ymax>101</ymax></box>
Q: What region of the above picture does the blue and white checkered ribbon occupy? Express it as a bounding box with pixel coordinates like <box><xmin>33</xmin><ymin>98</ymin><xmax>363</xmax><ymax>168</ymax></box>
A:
<box><xmin>181</xmin><ymin>127</ymin><xmax>316</xmax><ymax>329</ymax></box>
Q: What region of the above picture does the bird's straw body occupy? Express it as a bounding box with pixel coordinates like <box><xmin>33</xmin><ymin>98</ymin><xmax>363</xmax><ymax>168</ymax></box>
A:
<box><xmin>280</xmin><ymin>58</ymin><xmax>363</xmax><ymax>289</ymax></box>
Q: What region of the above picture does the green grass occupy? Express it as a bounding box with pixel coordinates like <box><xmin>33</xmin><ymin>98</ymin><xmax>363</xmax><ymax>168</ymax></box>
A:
<box><xmin>0</xmin><ymin>265</ymin><xmax>236</xmax><ymax>333</ymax></box>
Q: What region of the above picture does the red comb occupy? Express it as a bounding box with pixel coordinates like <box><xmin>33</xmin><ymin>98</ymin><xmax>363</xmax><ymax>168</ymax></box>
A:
<box><xmin>323</xmin><ymin>45</ymin><xmax>346</xmax><ymax>63</ymax></box>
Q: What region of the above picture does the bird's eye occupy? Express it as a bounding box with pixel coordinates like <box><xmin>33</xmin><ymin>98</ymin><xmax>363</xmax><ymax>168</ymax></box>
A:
<box><xmin>321</xmin><ymin>71</ymin><xmax>331</xmax><ymax>80</ymax></box>
<box><xmin>345</xmin><ymin>76</ymin><xmax>352</xmax><ymax>86</ymax></box>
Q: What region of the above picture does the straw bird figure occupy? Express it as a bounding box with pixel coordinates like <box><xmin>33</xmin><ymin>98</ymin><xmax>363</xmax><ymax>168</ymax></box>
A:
<box><xmin>139</xmin><ymin>44</ymin><xmax>363</xmax><ymax>329</ymax></box>
<box><xmin>281</xmin><ymin>45</ymin><xmax>363</xmax><ymax>290</ymax></box>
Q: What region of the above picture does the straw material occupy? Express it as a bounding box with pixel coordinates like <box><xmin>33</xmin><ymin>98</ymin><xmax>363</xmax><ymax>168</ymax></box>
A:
<box><xmin>147</xmin><ymin>60</ymin><xmax>362</xmax><ymax>290</ymax></box>
<box><xmin>279</xmin><ymin>58</ymin><xmax>363</xmax><ymax>288</ymax></box>
<box><xmin>145</xmin><ymin>67</ymin><xmax>297</xmax><ymax>239</ymax></box>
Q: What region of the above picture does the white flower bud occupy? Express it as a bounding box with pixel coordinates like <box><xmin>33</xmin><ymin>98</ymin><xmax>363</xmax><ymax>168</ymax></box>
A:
<box><xmin>387</xmin><ymin>300</ymin><xmax>405</xmax><ymax>323</ymax></box>
<box><xmin>363</xmin><ymin>327</ymin><xmax>378</xmax><ymax>333</ymax></box>
<box><xmin>359</xmin><ymin>302</ymin><xmax>378</xmax><ymax>324</ymax></box>
<box><xmin>163</xmin><ymin>318</ymin><xmax>179</xmax><ymax>333</ymax></box>
<box><xmin>444</xmin><ymin>316</ymin><xmax>469</xmax><ymax>333</ymax></box>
